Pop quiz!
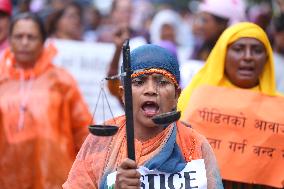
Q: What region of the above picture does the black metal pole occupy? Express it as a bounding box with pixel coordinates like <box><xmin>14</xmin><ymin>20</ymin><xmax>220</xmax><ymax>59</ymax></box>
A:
<box><xmin>122</xmin><ymin>39</ymin><xmax>135</xmax><ymax>161</ymax></box>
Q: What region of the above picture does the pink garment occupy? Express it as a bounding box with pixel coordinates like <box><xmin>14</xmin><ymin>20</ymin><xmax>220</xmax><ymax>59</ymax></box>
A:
<box><xmin>0</xmin><ymin>0</ymin><xmax>12</xmax><ymax>15</ymax></box>
<box><xmin>199</xmin><ymin>0</ymin><xmax>246</xmax><ymax>25</ymax></box>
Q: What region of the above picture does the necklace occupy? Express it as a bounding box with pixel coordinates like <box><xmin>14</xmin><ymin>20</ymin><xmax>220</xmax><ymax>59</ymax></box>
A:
<box><xmin>18</xmin><ymin>71</ymin><xmax>34</xmax><ymax>130</ymax></box>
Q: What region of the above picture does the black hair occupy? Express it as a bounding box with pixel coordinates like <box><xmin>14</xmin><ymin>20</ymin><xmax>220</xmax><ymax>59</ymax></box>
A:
<box><xmin>9</xmin><ymin>12</ymin><xmax>47</xmax><ymax>42</ymax></box>
<box><xmin>46</xmin><ymin>1</ymin><xmax>82</xmax><ymax>37</ymax></box>
<box><xmin>212</xmin><ymin>14</ymin><xmax>229</xmax><ymax>26</ymax></box>
<box><xmin>0</xmin><ymin>10</ymin><xmax>10</xmax><ymax>18</ymax></box>
<box><xmin>273</xmin><ymin>13</ymin><xmax>284</xmax><ymax>33</ymax></box>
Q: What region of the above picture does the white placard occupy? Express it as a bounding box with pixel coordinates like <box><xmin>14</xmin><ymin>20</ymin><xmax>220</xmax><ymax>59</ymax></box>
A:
<box><xmin>107</xmin><ymin>159</ymin><xmax>207</xmax><ymax>189</ymax></box>
<box><xmin>52</xmin><ymin>39</ymin><xmax>124</xmax><ymax>124</ymax></box>
<box><xmin>179</xmin><ymin>59</ymin><xmax>204</xmax><ymax>89</ymax></box>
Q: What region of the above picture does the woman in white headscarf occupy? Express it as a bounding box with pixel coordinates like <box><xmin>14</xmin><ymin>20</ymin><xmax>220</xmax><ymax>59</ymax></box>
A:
<box><xmin>149</xmin><ymin>8</ymin><xmax>191</xmax><ymax>47</ymax></box>
<box><xmin>191</xmin><ymin>0</ymin><xmax>246</xmax><ymax>61</ymax></box>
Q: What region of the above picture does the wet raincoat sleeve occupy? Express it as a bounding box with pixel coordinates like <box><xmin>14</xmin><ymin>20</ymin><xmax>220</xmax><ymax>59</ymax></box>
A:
<box><xmin>201</xmin><ymin>139</ymin><xmax>224</xmax><ymax>189</ymax></box>
<box><xmin>176</xmin><ymin>122</ymin><xmax>223</xmax><ymax>189</ymax></box>
<box><xmin>62</xmin><ymin>146</ymin><xmax>97</xmax><ymax>189</ymax></box>
<box><xmin>63</xmin><ymin>133</ymin><xmax>113</xmax><ymax>189</ymax></box>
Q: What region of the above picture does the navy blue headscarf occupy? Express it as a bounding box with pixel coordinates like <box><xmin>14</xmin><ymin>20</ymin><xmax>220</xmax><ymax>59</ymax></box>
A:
<box><xmin>130</xmin><ymin>44</ymin><xmax>180</xmax><ymax>84</ymax></box>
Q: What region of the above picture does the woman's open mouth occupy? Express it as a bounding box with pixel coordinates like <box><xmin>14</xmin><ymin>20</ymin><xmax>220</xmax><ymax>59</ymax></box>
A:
<box><xmin>141</xmin><ymin>101</ymin><xmax>160</xmax><ymax>117</ymax></box>
<box><xmin>238</xmin><ymin>66</ymin><xmax>255</xmax><ymax>77</ymax></box>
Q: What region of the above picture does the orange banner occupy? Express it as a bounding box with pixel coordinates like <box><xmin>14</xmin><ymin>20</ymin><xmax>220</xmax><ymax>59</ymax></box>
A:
<box><xmin>183</xmin><ymin>85</ymin><xmax>284</xmax><ymax>188</ymax></box>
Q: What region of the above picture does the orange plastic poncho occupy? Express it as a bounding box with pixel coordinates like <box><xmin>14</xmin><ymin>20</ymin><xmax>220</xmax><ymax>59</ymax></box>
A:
<box><xmin>63</xmin><ymin>115</ymin><xmax>223</xmax><ymax>189</ymax></box>
<box><xmin>0</xmin><ymin>44</ymin><xmax>92</xmax><ymax>189</ymax></box>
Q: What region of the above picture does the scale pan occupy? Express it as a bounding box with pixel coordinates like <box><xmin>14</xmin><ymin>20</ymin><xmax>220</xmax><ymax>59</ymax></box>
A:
<box><xmin>152</xmin><ymin>111</ymin><xmax>181</xmax><ymax>125</ymax></box>
<box><xmin>89</xmin><ymin>125</ymin><xmax>118</xmax><ymax>136</ymax></box>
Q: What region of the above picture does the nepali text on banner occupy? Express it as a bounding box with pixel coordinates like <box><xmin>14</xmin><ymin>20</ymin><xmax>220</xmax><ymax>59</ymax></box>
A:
<box><xmin>183</xmin><ymin>85</ymin><xmax>284</xmax><ymax>188</ymax></box>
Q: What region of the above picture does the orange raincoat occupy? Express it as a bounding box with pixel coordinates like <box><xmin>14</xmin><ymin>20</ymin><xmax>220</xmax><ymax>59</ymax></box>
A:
<box><xmin>63</xmin><ymin>115</ymin><xmax>223</xmax><ymax>189</ymax></box>
<box><xmin>0</xmin><ymin>44</ymin><xmax>92</xmax><ymax>189</ymax></box>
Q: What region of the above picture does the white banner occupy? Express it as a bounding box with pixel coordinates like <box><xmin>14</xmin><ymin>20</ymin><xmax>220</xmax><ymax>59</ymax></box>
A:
<box><xmin>179</xmin><ymin>59</ymin><xmax>204</xmax><ymax>89</ymax></box>
<box><xmin>107</xmin><ymin>159</ymin><xmax>207</xmax><ymax>189</ymax></box>
<box><xmin>52</xmin><ymin>39</ymin><xmax>124</xmax><ymax>124</ymax></box>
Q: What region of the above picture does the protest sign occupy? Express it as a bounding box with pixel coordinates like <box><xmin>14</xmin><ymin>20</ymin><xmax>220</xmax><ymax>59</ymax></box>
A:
<box><xmin>53</xmin><ymin>39</ymin><xmax>124</xmax><ymax>123</ymax></box>
<box><xmin>183</xmin><ymin>85</ymin><xmax>284</xmax><ymax>188</ymax></box>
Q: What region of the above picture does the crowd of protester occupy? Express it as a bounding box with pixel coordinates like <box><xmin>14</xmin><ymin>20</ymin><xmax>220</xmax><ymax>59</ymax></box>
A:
<box><xmin>0</xmin><ymin>0</ymin><xmax>284</xmax><ymax>188</ymax></box>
